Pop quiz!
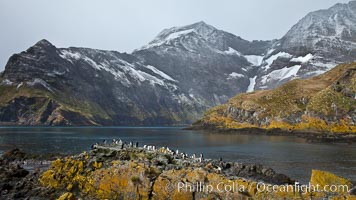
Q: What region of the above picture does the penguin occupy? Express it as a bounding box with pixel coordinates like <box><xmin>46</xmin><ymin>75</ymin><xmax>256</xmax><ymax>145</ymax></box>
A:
<box><xmin>199</xmin><ymin>153</ymin><xmax>204</xmax><ymax>162</ymax></box>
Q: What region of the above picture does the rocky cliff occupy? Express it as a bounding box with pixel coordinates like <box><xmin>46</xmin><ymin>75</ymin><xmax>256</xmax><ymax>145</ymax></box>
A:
<box><xmin>193</xmin><ymin>63</ymin><xmax>356</xmax><ymax>134</ymax></box>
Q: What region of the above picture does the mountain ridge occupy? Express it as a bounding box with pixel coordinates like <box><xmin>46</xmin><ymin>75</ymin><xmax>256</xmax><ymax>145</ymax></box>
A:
<box><xmin>1</xmin><ymin>1</ymin><xmax>356</xmax><ymax>125</ymax></box>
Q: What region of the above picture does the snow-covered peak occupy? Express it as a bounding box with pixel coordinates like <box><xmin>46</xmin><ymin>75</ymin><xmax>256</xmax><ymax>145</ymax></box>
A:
<box><xmin>28</xmin><ymin>39</ymin><xmax>57</xmax><ymax>53</ymax></box>
<box><xmin>34</xmin><ymin>39</ymin><xmax>54</xmax><ymax>47</ymax></box>
<box><xmin>136</xmin><ymin>21</ymin><xmax>219</xmax><ymax>50</ymax></box>
<box><xmin>156</xmin><ymin>21</ymin><xmax>217</xmax><ymax>41</ymax></box>
<box><xmin>282</xmin><ymin>1</ymin><xmax>356</xmax><ymax>47</ymax></box>
<box><xmin>187</xmin><ymin>21</ymin><xmax>218</xmax><ymax>38</ymax></box>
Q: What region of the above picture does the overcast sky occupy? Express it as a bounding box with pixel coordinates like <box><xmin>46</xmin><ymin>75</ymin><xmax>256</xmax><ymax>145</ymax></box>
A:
<box><xmin>0</xmin><ymin>0</ymin><xmax>351</xmax><ymax>71</ymax></box>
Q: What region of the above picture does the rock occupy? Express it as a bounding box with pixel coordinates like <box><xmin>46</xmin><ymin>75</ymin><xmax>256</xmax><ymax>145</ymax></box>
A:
<box><xmin>0</xmin><ymin>148</ymin><xmax>27</xmax><ymax>164</ymax></box>
<box><xmin>1</xmin><ymin>145</ymin><xmax>354</xmax><ymax>199</ymax></box>
<box><xmin>310</xmin><ymin>170</ymin><xmax>352</xmax><ymax>189</ymax></box>
<box><xmin>271</xmin><ymin>173</ymin><xmax>293</xmax><ymax>185</ymax></box>
<box><xmin>1</xmin><ymin>183</ymin><xmax>13</xmax><ymax>191</ymax></box>
<box><xmin>309</xmin><ymin>170</ymin><xmax>354</xmax><ymax>199</ymax></box>
<box><xmin>10</xmin><ymin>167</ymin><xmax>29</xmax><ymax>178</ymax></box>
<box><xmin>350</xmin><ymin>187</ymin><xmax>356</xmax><ymax>195</ymax></box>
<box><xmin>265</xmin><ymin>169</ymin><xmax>275</xmax><ymax>177</ymax></box>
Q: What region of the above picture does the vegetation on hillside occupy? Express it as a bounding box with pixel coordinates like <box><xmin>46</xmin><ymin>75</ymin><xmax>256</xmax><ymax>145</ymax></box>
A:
<box><xmin>196</xmin><ymin>63</ymin><xmax>356</xmax><ymax>134</ymax></box>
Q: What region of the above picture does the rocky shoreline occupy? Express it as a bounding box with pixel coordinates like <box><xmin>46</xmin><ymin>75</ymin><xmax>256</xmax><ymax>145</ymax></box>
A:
<box><xmin>186</xmin><ymin>126</ymin><xmax>356</xmax><ymax>144</ymax></box>
<box><xmin>0</xmin><ymin>140</ymin><xmax>355</xmax><ymax>199</ymax></box>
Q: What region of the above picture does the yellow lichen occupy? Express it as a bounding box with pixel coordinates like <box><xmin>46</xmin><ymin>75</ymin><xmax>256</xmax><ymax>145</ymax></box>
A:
<box><xmin>56</xmin><ymin>192</ymin><xmax>75</xmax><ymax>200</ymax></box>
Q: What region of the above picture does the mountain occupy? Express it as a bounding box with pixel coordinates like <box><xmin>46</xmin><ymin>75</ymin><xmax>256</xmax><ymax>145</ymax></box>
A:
<box><xmin>133</xmin><ymin>21</ymin><xmax>272</xmax><ymax>105</ymax></box>
<box><xmin>0</xmin><ymin>40</ymin><xmax>205</xmax><ymax>125</ymax></box>
<box><xmin>254</xmin><ymin>1</ymin><xmax>356</xmax><ymax>90</ymax></box>
<box><xmin>0</xmin><ymin>23</ymin><xmax>271</xmax><ymax>125</ymax></box>
<box><xmin>1</xmin><ymin>2</ymin><xmax>356</xmax><ymax>125</ymax></box>
<box><xmin>192</xmin><ymin>63</ymin><xmax>356</xmax><ymax>134</ymax></box>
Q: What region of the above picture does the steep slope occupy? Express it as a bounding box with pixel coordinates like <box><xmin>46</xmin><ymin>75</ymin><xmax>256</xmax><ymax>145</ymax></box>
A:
<box><xmin>0</xmin><ymin>40</ymin><xmax>205</xmax><ymax>125</ymax></box>
<box><xmin>253</xmin><ymin>1</ymin><xmax>356</xmax><ymax>90</ymax></box>
<box><xmin>133</xmin><ymin>21</ymin><xmax>271</xmax><ymax>105</ymax></box>
<box><xmin>193</xmin><ymin>63</ymin><xmax>356</xmax><ymax>134</ymax></box>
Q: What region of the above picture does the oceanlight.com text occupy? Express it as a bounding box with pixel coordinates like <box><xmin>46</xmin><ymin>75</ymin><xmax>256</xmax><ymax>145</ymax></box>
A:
<box><xmin>176</xmin><ymin>181</ymin><xmax>350</xmax><ymax>194</ymax></box>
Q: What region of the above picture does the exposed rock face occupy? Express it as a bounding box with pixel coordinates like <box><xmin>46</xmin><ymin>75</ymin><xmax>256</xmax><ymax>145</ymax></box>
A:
<box><xmin>194</xmin><ymin>63</ymin><xmax>356</xmax><ymax>134</ymax></box>
<box><xmin>0</xmin><ymin>40</ymin><xmax>206</xmax><ymax>125</ymax></box>
<box><xmin>1</xmin><ymin>1</ymin><xmax>356</xmax><ymax>125</ymax></box>
<box><xmin>0</xmin><ymin>149</ymin><xmax>54</xmax><ymax>200</ymax></box>
<box><xmin>253</xmin><ymin>1</ymin><xmax>356</xmax><ymax>90</ymax></box>
<box><xmin>30</xmin><ymin>145</ymin><xmax>356</xmax><ymax>199</ymax></box>
<box><xmin>0</xmin><ymin>146</ymin><xmax>354</xmax><ymax>199</ymax></box>
<box><xmin>133</xmin><ymin>21</ymin><xmax>268</xmax><ymax>106</ymax></box>
<box><xmin>39</xmin><ymin>144</ymin><xmax>288</xmax><ymax>199</ymax></box>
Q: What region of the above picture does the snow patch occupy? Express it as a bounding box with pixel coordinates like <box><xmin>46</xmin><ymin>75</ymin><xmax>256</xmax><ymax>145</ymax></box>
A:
<box><xmin>60</xmin><ymin>49</ymin><xmax>103</xmax><ymax>70</ymax></box>
<box><xmin>1</xmin><ymin>79</ymin><xmax>13</xmax><ymax>86</ymax></box>
<box><xmin>61</xmin><ymin>49</ymin><xmax>176</xmax><ymax>88</ymax></box>
<box><xmin>16</xmin><ymin>82</ymin><xmax>23</xmax><ymax>90</ymax></box>
<box><xmin>245</xmin><ymin>55</ymin><xmax>264</xmax><ymax>66</ymax></box>
<box><xmin>227</xmin><ymin>72</ymin><xmax>244</xmax><ymax>80</ymax></box>
<box><xmin>247</xmin><ymin>76</ymin><xmax>257</xmax><ymax>93</ymax></box>
<box><xmin>310</xmin><ymin>61</ymin><xmax>338</xmax><ymax>70</ymax></box>
<box><xmin>264</xmin><ymin>52</ymin><xmax>293</xmax><ymax>71</ymax></box>
<box><xmin>59</xmin><ymin>50</ymin><xmax>81</xmax><ymax>62</ymax></box>
<box><xmin>135</xmin><ymin>70</ymin><xmax>166</xmax><ymax>86</ymax></box>
<box><xmin>47</xmin><ymin>70</ymin><xmax>66</xmax><ymax>77</ymax></box>
<box><xmin>266</xmin><ymin>49</ymin><xmax>275</xmax><ymax>56</ymax></box>
<box><xmin>26</xmin><ymin>78</ymin><xmax>54</xmax><ymax>93</ymax></box>
<box><xmin>261</xmin><ymin>65</ymin><xmax>301</xmax><ymax>84</ymax></box>
<box><xmin>175</xmin><ymin>93</ymin><xmax>192</xmax><ymax>104</ymax></box>
<box><xmin>290</xmin><ymin>53</ymin><xmax>313</xmax><ymax>63</ymax></box>
<box><xmin>165</xmin><ymin>29</ymin><xmax>195</xmax><ymax>41</ymax></box>
<box><xmin>144</xmin><ymin>65</ymin><xmax>177</xmax><ymax>82</ymax></box>
<box><xmin>139</xmin><ymin>29</ymin><xmax>195</xmax><ymax>50</ymax></box>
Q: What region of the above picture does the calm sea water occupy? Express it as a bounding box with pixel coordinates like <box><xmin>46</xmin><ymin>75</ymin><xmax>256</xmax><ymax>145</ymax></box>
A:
<box><xmin>0</xmin><ymin>127</ymin><xmax>355</xmax><ymax>183</ymax></box>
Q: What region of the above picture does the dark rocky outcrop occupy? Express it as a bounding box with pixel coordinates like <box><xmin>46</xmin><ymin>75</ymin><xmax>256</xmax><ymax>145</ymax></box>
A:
<box><xmin>0</xmin><ymin>145</ymin><xmax>354</xmax><ymax>199</ymax></box>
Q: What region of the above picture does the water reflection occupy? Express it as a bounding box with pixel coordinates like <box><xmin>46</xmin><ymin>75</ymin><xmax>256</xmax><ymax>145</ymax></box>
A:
<box><xmin>0</xmin><ymin>127</ymin><xmax>355</xmax><ymax>183</ymax></box>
